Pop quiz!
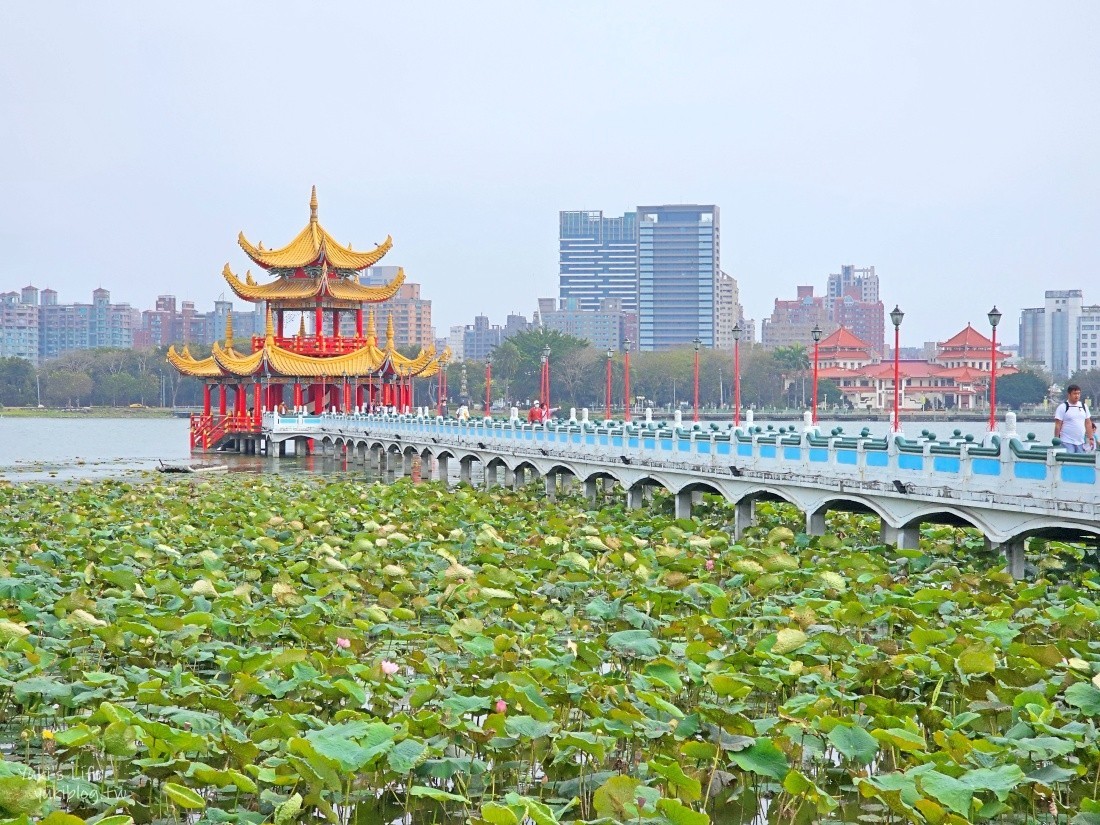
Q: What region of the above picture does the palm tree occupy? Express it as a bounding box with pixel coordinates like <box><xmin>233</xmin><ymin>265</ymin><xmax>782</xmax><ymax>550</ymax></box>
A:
<box><xmin>772</xmin><ymin>345</ymin><xmax>810</xmax><ymax>408</ymax></box>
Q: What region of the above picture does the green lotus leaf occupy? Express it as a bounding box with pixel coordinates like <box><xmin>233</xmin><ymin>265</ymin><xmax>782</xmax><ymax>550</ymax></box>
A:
<box><xmin>1065</xmin><ymin>682</ymin><xmax>1100</xmax><ymax>715</ymax></box>
<box><xmin>163</xmin><ymin>781</ymin><xmax>206</xmax><ymax>810</ymax></box>
<box><xmin>918</xmin><ymin>770</ymin><xmax>973</xmax><ymax>817</ymax></box>
<box><xmin>729</xmin><ymin>738</ymin><xmax>789</xmax><ymax>780</ymax></box>
<box><xmin>607</xmin><ymin>629</ymin><xmax>661</xmax><ymax>658</ymax></box>
<box><xmin>828</xmin><ymin>724</ymin><xmax>879</xmax><ymax>765</ymax></box>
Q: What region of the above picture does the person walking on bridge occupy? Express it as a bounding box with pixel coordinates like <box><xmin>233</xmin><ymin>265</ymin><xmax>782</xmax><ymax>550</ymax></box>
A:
<box><xmin>1054</xmin><ymin>384</ymin><xmax>1094</xmax><ymax>453</ymax></box>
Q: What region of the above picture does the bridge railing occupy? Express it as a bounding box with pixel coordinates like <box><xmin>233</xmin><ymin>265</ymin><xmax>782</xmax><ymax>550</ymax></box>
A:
<box><xmin>264</xmin><ymin>411</ymin><xmax>1098</xmax><ymax>508</ymax></box>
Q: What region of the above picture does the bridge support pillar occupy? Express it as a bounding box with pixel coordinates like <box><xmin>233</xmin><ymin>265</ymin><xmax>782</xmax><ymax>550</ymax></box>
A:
<box><xmin>437</xmin><ymin>455</ymin><xmax>450</xmax><ymax>486</ymax></box>
<box><xmin>806</xmin><ymin>510</ymin><xmax>827</xmax><ymax>537</ymax></box>
<box><xmin>992</xmin><ymin>538</ymin><xmax>1026</xmax><ymax>579</ymax></box>
<box><xmin>278</xmin><ymin>440</ymin><xmax>286</xmax><ymax>458</ymax></box>
<box><xmin>385</xmin><ymin>452</ymin><xmax>397</xmax><ymax>484</ymax></box>
<box><xmin>369</xmin><ymin>446</ymin><xmax>381</xmax><ymax>474</ymax></box>
<box><xmin>675</xmin><ymin>490</ymin><xmax>693</xmax><ymax>521</ymax></box>
<box><xmin>420</xmin><ymin>455</ymin><xmax>432</xmax><ymax>481</ymax></box>
<box><xmin>584</xmin><ymin>478</ymin><xmax>598</xmax><ymax>504</ymax></box>
<box><xmin>626</xmin><ymin>485</ymin><xmax>644</xmax><ymax>510</ymax></box>
<box><xmin>692</xmin><ymin>491</ymin><xmax>704</xmax><ymax>505</ymax></box>
<box><xmin>484</xmin><ymin>463</ymin><xmax>497</xmax><ymax>490</ymax></box>
<box><xmin>880</xmin><ymin>524</ymin><xmax>920</xmax><ymax>549</ymax></box>
<box><xmin>511</xmin><ymin>467</ymin><xmax>525</xmax><ymax>490</ymax></box>
<box><xmin>735</xmin><ymin>500</ymin><xmax>754</xmax><ymax>540</ymax></box>
<box><xmin>403</xmin><ymin>451</ymin><xmax>414</xmax><ymax>476</ymax></box>
<box><xmin>459</xmin><ymin>458</ymin><xmax>472</xmax><ymax>486</ymax></box>
<box><xmin>544</xmin><ymin>473</ymin><xmax>557</xmax><ymax>503</ymax></box>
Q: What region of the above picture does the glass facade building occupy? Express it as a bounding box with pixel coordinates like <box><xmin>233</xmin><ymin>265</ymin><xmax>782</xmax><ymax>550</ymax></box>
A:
<box><xmin>559</xmin><ymin>210</ymin><xmax>638</xmax><ymax>312</ymax></box>
<box><xmin>637</xmin><ymin>205</ymin><xmax>718</xmax><ymax>351</ymax></box>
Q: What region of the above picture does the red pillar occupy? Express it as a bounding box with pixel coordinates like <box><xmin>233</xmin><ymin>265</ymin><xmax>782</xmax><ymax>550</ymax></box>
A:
<box><xmin>236</xmin><ymin>385</ymin><xmax>246</xmax><ymax>418</ymax></box>
<box><xmin>356</xmin><ymin>308</ymin><xmax>364</xmax><ymax>339</ymax></box>
<box><xmin>219</xmin><ymin>384</ymin><xmax>227</xmax><ymax>417</ymax></box>
<box><xmin>315</xmin><ymin>302</ymin><xmax>323</xmax><ymax>343</ymax></box>
<box><xmin>356</xmin><ymin>385</ymin><xmax>364</xmax><ymax>409</ymax></box>
<box><xmin>343</xmin><ymin>381</ymin><xmax>351</xmax><ymax>412</ymax></box>
<box><xmin>294</xmin><ymin>383</ymin><xmax>303</xmax><ymax>410</ymax></box>
<box><xmin>253</xmin><ymin>383</ymin><xmax>262</xmax><ymax>426</ymax></box>
<box><xmin>203</xmin><ymin>384</ymin><xmax>211</xmax><ymax>416</ymax></box>
<box><xmin>332</xmin><ymin>310</ymin><xmax>340</xmax><ymax>338</ymax></box>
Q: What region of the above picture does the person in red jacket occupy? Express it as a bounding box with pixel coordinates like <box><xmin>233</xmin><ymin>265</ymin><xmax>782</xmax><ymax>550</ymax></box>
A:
<box><xmin>527</xmin><ymin>400</ymin><xmax>544</xmax><ymax>424</ymax></box>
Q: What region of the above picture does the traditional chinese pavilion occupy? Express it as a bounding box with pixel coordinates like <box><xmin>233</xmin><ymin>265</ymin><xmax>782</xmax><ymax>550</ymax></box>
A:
<box><xmin>168</xmin><ymin>188</ymin><xmax>448</xmax><ymax>451</ymax></box>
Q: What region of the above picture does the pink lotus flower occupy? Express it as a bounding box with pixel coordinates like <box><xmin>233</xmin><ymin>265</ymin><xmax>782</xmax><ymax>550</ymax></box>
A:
<box><xmin>380</xmin><ymin>660</ymin><xmax>399</xmax><ymax>676</ymax></box>
<box><xmin>705</xmin><ymin>559</ymin><xmax>715</xmax><ymax>571</ymax></box>
<box><xmin>336</xmin><ymin>637</ymin><xmax>351</xmax><ymax>649</ymax></box>
<box><xmin>495</xmin><ymin>699</ymin><xmax>508</xmax><ymax>714</ymax></box>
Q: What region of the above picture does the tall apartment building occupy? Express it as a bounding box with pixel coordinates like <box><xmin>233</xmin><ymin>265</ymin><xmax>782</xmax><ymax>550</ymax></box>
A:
<box><xmin>637</xmin><ymin>204</ymin><xmax>718</xmax><ymax>351</ymax></box>
<box><xmin>713</xmin><ymin>271</ymin><xmax>754</xmax><ymax>350</ymax></box>
<box><xmin>0</xmin><ymin>288</ymin><xmax>40</xmax><ymax>365</ymax></box>
<box><xmin>37</xmin><ymin>288</ymin><xmax>134</xmax><ymax>359</ymax></box>
<box><xmin>138</xmin><ymin>295</ymin><xmax>210</xmax><ymax>347</ymax></box>
<box><xmin>361</xmin><ymin>266</ymin><xmax>434</xmax><ymax>349</ymax></box>
<box><xmin>559</xmin><ymin>210</ymin><xmax>639</xmax><ymax>312</ymax></box>
<box><xmin>536</xmin><ymin>296</ymin><xmax>631</xmax><ymax>352</ymax></box>
<box><xmin>447</xmin><ymin>325</ymin><xmax>466</xmax><ymax>362</ymax></box>
<box><xmin>760</xmin><ymin>286</ymin><xmax>837</xmax><ymax>349</ymax></box>
<box><xmin>825</xmin><ymin>264</ymin><xmax>884</xmax><ymax>355</ymax></box>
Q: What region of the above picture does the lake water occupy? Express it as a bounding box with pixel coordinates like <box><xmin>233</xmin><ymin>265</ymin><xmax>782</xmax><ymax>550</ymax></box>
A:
<box><xmin>0</xmin><ymin>415</ymin><xmax>1058</xmax><ymax>483</ymax></box>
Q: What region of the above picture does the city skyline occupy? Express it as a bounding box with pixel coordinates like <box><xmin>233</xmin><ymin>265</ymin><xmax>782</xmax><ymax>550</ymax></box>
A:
<box><xmin>2</xmin><ymin>5</ymin><xmax>1098</xmax><ymax>346</ymax></box>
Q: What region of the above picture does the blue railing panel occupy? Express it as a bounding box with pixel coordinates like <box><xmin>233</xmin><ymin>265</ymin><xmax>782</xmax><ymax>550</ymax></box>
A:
<box><xmin>1062</xmin><ymin>465</ymin><xmax>1096</xmax><ymax>485</ymax></box>
<box><xmin>837</xmin><ymin>451</ymin><xmax>857</xmax><ymax>466</ymax></box>
<box><xmin>933</xmin><ymin>456</ymin><xmax>961</xmax><ymax>474</ymax></box>
<box><xmin>1014</xmin><ymin>463</ymin><xmax>1047</xmax><ymax>481</ymax></box>
<box><xmin>898</xmin><ymin>455</ymin><xmax>924</xmax><ymax>471</ymax></box>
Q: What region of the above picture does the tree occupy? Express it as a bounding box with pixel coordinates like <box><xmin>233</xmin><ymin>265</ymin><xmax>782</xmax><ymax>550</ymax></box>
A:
<box><xmin>997</xmin><ymin>371</ymin><xmax>1049</xmax><ymax>409</ymax></box>
<box><xmin>43</xmin><ymin>369</ymin><xmax>93</xmax><ymax>407</ymax></box>
<box><xmin>1068</xmin><ymin>369</ymin><xmax>1100</xmax><ymax>408</ymax></box>
<box><xmin>0</xmin><ymin>358</ymin><xmax>36</xmax><ymax>406</ymax></box>
<box><xmin>490</xmin><ymin>329</ymin><xmax>590</xmax><ymax>405</ymax></box>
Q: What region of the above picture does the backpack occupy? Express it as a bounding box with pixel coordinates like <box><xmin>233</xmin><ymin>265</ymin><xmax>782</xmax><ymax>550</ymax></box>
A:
<box><xmin>1059</xmin><ymin>400</ymin><xmax>1090</xmax><ymax>417</ymax></box>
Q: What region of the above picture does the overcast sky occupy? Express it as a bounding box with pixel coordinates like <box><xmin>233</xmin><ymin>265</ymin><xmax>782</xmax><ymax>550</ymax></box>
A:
<box><xmin>2</xmin><ymin>3</ymin><xmax>1097</xmax><ymax>347</ymax></box>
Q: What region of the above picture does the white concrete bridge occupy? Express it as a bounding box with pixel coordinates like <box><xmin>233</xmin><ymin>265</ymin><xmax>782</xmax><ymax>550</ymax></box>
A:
<box><xmin>255</xmin><ymin>409</ymin><xmax>1100</xmax><ymax>577</ymax></box>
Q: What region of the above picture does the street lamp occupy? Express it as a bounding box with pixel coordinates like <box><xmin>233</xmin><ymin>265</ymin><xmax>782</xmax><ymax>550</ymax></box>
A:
<box><xmin>692</xmin><ymin>339</ymin><xmax>701</xmax><ymax>422</ymax></box>
<box><xmin>484</xmin><ymin>354</ymin><xmax>493</xmax><ymax>418</ymax></box>
<box><xmin>890</xmin><ymin>306</ymin><xmax>904</xmax><ymax>433</ymax></box>
<box><xmin>606</xmin><ymin>348</ymin><xmax>614</xmax><ymax>421</ymax></box>
<box><xmin>732</xmin><ymin>323</ymin><xmax>742</xmax><ymax>428</ymax></box>
<box><xmin>988</xmin><ymin>305</ymin><xmax>1002</xmax><ymax>432</ymax></box>
<box><xmin>623</xmin><ymin>338</ymin><xmax>632</xmax><ymax>423</ymax></box>
<box><xmin>811</xmin><ymin>325</ymin><xmax>822</xmax><ymax>424</ymax></box>
<box><xmin>541</xmin><ymin>345</ymin><xmax>551</xmax><ymax>411</ymax></box>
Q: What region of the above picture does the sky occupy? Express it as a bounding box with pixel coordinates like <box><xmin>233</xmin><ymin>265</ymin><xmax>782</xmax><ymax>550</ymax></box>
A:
<box><xmin>1</xmin><ymin>3</ymin><xmax>1098</xmax><ymax>347</ymax></box>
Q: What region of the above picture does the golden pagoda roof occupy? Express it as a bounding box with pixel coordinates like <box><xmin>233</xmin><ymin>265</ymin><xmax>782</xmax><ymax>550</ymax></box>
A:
<box><xmin>237</xmin><ymin>187</ymin><xmax>392</xmax><ymax>271</ymax></box>
<box><xmin>167</xmin><ymin>323</ymin><xmax>451</xmax><ymax>381</ymax></box>
<box><xmin>222</xmin><ymin>264</ymin><xmax>406</xmax><ymax>304</ymax></box>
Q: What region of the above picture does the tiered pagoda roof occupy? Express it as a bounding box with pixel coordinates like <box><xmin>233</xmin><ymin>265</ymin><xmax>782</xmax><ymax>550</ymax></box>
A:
<box><xmin>224</xmin><ymin>187</ymin><xmax>404</xmax><ymax>305</ymax></box>
<box><xmin>168</xmin><ymin>308</ymin><xmax>446</xmax><ymax>380</ymax></box>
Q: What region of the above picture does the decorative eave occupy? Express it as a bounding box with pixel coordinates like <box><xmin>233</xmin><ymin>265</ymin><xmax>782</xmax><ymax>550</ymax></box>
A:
<box><xmin>222</xmin><ymin>263</ymin><xmax>406</xmax><ymax>304</ymax></box>
<box><xmin>166</xmin><ymin>345</ymin><xmax>222</xmax><ymax>378</ymax></box>
<box><xmin>236</xmin><ymin>186</ymin><xmax>393</xmax><ymax>271</ymax></box>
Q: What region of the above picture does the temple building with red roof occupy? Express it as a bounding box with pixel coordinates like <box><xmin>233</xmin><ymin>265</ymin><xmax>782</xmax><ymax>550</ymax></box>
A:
<box><xmin>810</xmin><ymin>324</ymin><xmax>1015</xmax><ymax>412</ymax></box>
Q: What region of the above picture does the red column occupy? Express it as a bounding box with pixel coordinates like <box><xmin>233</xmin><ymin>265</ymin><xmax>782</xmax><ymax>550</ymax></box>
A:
<box><xmin>203</xmin><ymin>384</ymin><xmax>211</xmax><ymax>416</ymax></box>
<box><xmin>343</xmin><ymin>381</ymin><xmax>351</xmax><ymax>412</ymax></box>
<box><xmin>253</xmin><ymin>383</ymin><xmax>261</xmax><ymax>426</ymax></box>
<box><xmin>236</xmin><ymin>385</ymin><xmax>246</xmax><ymax>418</ymax></box>
<box><xmin>219</xmin><ymin>384</ymin><xmax>227</xmax><ymax>417</ymax></box>
<box><xmin>356</xmin><ymin>385</ymin><xmax>364</xmax><ymax>410</ymax></box>
<box><xmin>332</xmin><ymin>310</ymin><xmax>340</xmax><ymax>338</ymax></box>
<box><xmin>623</xmin><ymin>350</ymin><xmax>631</xmax><ymax>423</ymax></box>
<box><xmin>356</xmin><ymin>308</ymin><xmax>364</xmax><ymax>339</ymax></box>
<box><xmin>294</xmin><ymin>383</ymin><xmax>303</xmax><ymax>410</ymax></box>
<box><xmin>315</xmin><ymin>302</ymin><xmax>323</xmax><ymax>343</ymax></box>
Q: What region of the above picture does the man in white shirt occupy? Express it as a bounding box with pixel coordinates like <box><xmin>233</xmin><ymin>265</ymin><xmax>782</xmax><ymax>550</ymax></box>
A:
<box><xmin>1054</xmin><ymin>384</ymin><xmax>1094</xmax><ymax>452</ymax></box>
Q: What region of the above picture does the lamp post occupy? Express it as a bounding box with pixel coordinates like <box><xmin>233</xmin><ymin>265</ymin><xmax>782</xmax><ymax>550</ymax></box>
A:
<box><xmin>541</xmin><ymin>345</ymin><xmax>551</xmax><ymax>411</ymax></box>
<box><xmin>732</xmin><ymin>323</ymin><xmax>742</xmax><ymax>428</ymax></box>
<box><xmin>606</xmin><ymin>348</ymin><xmax>614</xmax><ymax>421</ymax></box>
<box><xmin>811</xmin><ymin>325</ymin><xmax>822</xmax><ymax>424</ymax></box>
<box><xmin>890</xmin><ymin>306</ymin><xmax>904</xmax><ymax>433</ymax></box>
<box><xmin>988</xmin><ymin>305</ymin><xmax>1002</xmax><ymax>432</ymax></box>
<box><xmin>692</xmin><ymin>338</ymin><xmax>701</xmax><ymax>423</ymax></box>
<box><xmin>623</xmin><ymin>338</ymin><xmax>632</xmax><ymax>423</ymax></box>
<box><xmin>484</xmin><ymin>354</ymin><xmax>492</xmax><ymax>418</ymax></box>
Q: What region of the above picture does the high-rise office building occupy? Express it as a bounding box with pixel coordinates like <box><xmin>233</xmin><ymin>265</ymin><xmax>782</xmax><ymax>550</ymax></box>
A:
<box><xmin>361</xmin><ymin>266</ymin><xmax>434</xmax><ymax>349</ymax></box>
<box><xmin>559</xmin><ymin>210</ymin><xmax>638</xmax><ymax>312</ymax></box>
<box><xmin>637</xmin><ymin>204</ymin><xmax>718</xmax><ymax>351</ymax></box>
<box><xmin>1018</xmin><ymin>307</ymin><xmax>1046</xmax><ymax>365</ymax></box>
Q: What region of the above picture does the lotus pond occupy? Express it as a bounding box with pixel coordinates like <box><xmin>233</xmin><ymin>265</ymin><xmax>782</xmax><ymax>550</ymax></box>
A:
<box><xmin>0</xmin><ymin>475</ymin><xmax>1098</xmax><ymax>825</ymax></box>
